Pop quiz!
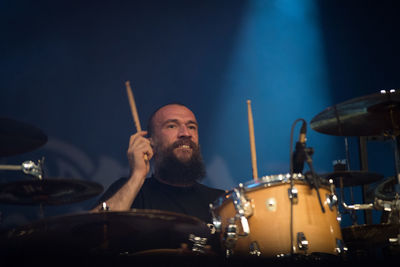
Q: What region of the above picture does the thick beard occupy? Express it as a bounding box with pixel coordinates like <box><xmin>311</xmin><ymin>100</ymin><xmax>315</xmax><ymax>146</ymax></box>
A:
<box><xmin>154</xmin><ymin>139</ymin><xmax>206</xmax><ymax>186</ymax></box>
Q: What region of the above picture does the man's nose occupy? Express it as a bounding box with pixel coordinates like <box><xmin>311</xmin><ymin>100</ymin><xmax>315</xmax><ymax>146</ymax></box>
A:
<box><xmin>178</xmin><ymin>125</ymin><xmax>191</xmax><ymax>138</ymax></box>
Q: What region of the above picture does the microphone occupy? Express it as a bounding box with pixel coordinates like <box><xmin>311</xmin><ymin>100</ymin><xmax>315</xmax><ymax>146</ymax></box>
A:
<box><xmin>292</xmin><ymin>121</ymin><xmax>307</xmax><ymax>174</ymax></box>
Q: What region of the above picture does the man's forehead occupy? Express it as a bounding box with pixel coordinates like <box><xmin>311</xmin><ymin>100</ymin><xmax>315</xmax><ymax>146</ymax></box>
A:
<box><xmin>153</xmin><ymin>104</ymin><xmax>197</xmax><ymax>123</ymax></box>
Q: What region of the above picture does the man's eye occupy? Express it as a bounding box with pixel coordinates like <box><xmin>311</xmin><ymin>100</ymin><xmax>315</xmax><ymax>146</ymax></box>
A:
<box><xmin>167</xmin><ymin>124</ymin><xmax>176</xmax><ymax>128</ymax></box>
<box><xmin>188</xmin><ymin>125</ymin><xmax>197</xmax><ymax>130</ymax></box>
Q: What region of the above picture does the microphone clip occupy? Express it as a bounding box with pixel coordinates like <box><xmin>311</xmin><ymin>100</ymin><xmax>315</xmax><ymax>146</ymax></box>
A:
<box><xmin>293</xmin><ymin>142</ymin><xmax>314</xmax><ymax>174</ymax></box>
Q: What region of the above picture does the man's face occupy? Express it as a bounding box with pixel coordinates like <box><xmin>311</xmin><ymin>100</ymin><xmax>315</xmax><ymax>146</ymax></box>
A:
<box><xmin>150</xmin><ymin>104</ymin><xmax>199</xmax><ymax>162</ymax></box>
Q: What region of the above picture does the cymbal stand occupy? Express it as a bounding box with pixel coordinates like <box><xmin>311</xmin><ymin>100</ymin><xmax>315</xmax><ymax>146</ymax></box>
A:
<box><xmin>332</xmin><ymin>159</ymin><xmax>348</xmax><ymax>220</ymax></box>
<box><xmin>333</xmin><ymin>158</ymin><xmax>379</xmax><ymax>222</ymax></box>
<box><xmin>387</xmin><ymin>135</ymin><xmax>400</xmax><ymax>223</ymax></box>
<box><xmin>333</xmin><ymin>106</ymin><xmax>359</xmax><ymax>224</ymax></box>
<box><xmin>334</xmin><ymin>159</ymin><xmax>356</xmax><ymax>224</ymax></box>
<box><xmin>344</xmin><ymin>137</ymin><xmax>359</xmax><ymax>225</ymax></box>
<box><xmin>392</xmin><ymin>135</ymin><xmax>400</xmax><ymax>192</ymax></box>
<box><xmin>0</xmin><ymin>158</ymin><xmax>45</xmax><ymax>218</ymax></box>
<box><xmin>382</xmin><ymin>102</ymin><xmax>400</xmax><ymax>223</ymax></box>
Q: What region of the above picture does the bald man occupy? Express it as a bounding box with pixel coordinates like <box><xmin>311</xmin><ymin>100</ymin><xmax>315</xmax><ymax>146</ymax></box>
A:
<box><xmin>93</xmin><ymin>103</ymin><xmax>224</xmax><ymax>224</ymax></box>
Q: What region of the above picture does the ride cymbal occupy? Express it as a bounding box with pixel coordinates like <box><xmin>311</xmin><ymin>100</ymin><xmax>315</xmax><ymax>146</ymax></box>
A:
<box><xmin>0</xmin><ymin>117</ymin><xmax>48</xmax><ymax>157</ymax></box>
<box><xmin>0</xmin><ymin>178</ymin><xmax>103</xmax><ymax>205</ymax></box>
<box><xmin>310</xmin><ymin>90</ymin><xmax>400</xmax><ymax>136</ymax></box>
<box><xmin>0</xmin><ymin>210</ymin><xmax>212</xmax><ymax>256</ymax></box>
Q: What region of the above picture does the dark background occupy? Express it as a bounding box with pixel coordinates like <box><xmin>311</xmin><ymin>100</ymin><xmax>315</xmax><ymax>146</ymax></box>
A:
<box><xmin>1</xmin><ymin>0</ymin><xmax>399</xmax><ymax>231</ymax></box>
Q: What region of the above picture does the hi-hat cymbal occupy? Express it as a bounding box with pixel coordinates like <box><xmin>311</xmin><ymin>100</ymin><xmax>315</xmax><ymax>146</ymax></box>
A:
<box><xmin>0</xmin><ymin>117</ymin><xmax>48</xmax><ymax>157</ymax></box>
<box><xmin>0</xmin><ymin>178</ymin><xmax>103</xmax><ymax>205</ymax></box>
<box><xmin>320</xmin><ymin>170</ymin><xmax>384</xmax><ymax>187</ymax></box>
<box><xmin>310</xmin><ymin>90</ymin><xmax>400</xmax><ymax>136</ymax></box>
<box><xmin>0</xmin><ymin>210</ymin><xmax>212</xmax><ymax>256</ymax></box>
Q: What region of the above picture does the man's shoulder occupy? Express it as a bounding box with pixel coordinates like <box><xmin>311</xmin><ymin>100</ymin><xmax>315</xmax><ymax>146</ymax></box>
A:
<box><xmin>140</xmin><ymin>177</ymin><xmax>226</xmax><ymax>197</ymax></box>
<box><xmin>195</xmin><ymin>182</ymin><xmax>226</xmax><ymax>196</ymax></box>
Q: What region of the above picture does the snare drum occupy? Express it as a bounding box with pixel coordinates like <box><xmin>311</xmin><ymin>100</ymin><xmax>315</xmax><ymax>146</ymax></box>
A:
<box><xmin>210</xmin><ymin>173</ymin><xmax>344</xmax><ymax>258</ymax></box>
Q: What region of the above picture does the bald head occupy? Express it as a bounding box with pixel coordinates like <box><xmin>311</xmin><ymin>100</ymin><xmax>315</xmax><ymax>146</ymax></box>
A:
<box><xmin>146</xmin><ymin>104</ymin><xmax>204</xmax><ymax>185</ymax></box>
<box><xmin>147</xmin><ymin>104</ymin><xmax>197</xmax><ymax>137</ymax></box>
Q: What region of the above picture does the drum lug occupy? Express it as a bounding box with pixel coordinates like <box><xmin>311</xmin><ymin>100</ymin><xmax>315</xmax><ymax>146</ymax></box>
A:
<box><xmin>328</xmin><ymin>178</ymin><xmax>335</xmax><ymax>194</ymax></box>
<box><xmin>389</xmin><ymin>234</ymin><xmax>400</xmax><ymax>246</ymax></box>
<box><xmin>327</xmin><ymin>179</ymin><xmax>339</xmax><ymax>212</ymax></box>
<box><xmin>225</xmin><ymin>248</ymin><xmax>234</xmax><ymax>258</ymax></box>
<box><xmin>233</xmin><ymin>184</ymin><xmax>253</xmax><ymax>217</ymax></box>
<box><xmin>209</xmin><ymin>203</ymin><xmax>222</xmax><ymax>232</ymax></box>
<box><xmin>237</xmin><ymin>215</ymin><xmax>250</xmax><ymax>236</ymax></box>
<box><xmin>100</xmin><ymin>202</ymin><xmax>110</xmax><ymax>211</ymax></box>
<box><xmin>223</xmin><ymin>218</ymin><xmax>238</xmax><ymax>257</ymax></box>
<box><xmin>336</xmin><ymin>211</ymin><xmax>342</xmax><ymax>222</ymax></box>
<box><xmin>335</xmin><ymin>238</ymin><xmax>348</xmax><ymax>254</ymax></box>
<box><xmin>249</xmin><ymin>241</ymin><xmax>261</xmax><ymax>256</ymax></box>
<box><xmin>188</xmin><ymin>234</ymin><xmax>208</xmax><ymax>254</ymax></box>
<box><xmin>297</xmin><ymin>232</ymin><xmax>308</xmax><ymax>251</ymax></box>
<box><xmin>326</xmin><ymin>193</ymin><xmax>338</xmax><ymax>211</ymax></box>
<box><xmin>383</xmin><ymin>202</ymin><xmax>393</xmax><ymax>212</ymax></box>
<box><xmin>232</xmin><ymin>184</ymin><xmax>252</xmax><ymax>236</ymax></box>
<box><xmin>288</xmin><ymin>186</ymin><xmax>298</xmax><ymax>204</ymax></box>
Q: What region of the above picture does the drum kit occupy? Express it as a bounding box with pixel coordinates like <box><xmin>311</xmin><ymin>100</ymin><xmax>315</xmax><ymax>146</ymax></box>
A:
<box><xmin>209</xmin><ymin>89</ymin><xmax>400</xmax><ymax>262</ymax></box>
<box><xmin>0</xmin><ymin>89</ymin><xmax>400</xmax><ymax>265</ymax></box>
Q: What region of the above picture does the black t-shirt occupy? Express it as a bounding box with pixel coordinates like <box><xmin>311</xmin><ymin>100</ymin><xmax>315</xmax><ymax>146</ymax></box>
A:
<box><xmin>97</xmin><ymin>177</ymin><xmax>225</xmax><ymax>224</ymax></box>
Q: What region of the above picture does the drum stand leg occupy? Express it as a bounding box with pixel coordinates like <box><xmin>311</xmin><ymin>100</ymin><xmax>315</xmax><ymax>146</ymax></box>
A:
<box><xmin>388</xmin><ymin>135</ymin><xmax>400</xmax><ymax>224</ymax></box>
<box><xmin>335</xmin><ymin>138</ymin><xmax>358</xmax><ymax>225</ymax></box>
<box><xmin>392</xmin><ymin>135</ymin><xmax>400</xmax><ymax>192</ymax></box>
<box><xmin>358</xmin><ymin>137</ymin><xmax>373</xmax><ymax>225</ymax></box>
<box><xmin>344</xmin><ymin>137</ymin><xmax>359</xmax><ymax>225</ymax></box>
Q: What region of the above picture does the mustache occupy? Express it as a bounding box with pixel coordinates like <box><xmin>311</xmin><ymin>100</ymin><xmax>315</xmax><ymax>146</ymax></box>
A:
<box><xmin>172</xmin><ymin>138</ymin><xmax>198</xmax><ymax>149</ymax></box>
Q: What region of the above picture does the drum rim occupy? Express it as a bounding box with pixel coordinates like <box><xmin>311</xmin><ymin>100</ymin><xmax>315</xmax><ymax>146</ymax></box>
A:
<box><xmin>211</xmin><ymin>173</ymin><xmax>330</xmax><ymax>209</ymax></box>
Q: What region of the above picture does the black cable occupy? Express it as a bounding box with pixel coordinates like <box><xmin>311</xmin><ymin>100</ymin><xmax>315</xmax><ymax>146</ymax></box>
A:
<box><xmin>305</xmin><ymin>153</ymin><xmax>326</xmax><ymax>213</ymax></box>
<box><xmin>289</xmin><ymin>118</ymin><xmax>306</xmax><ymax>175</ymax></box>
<box><xmin>289</xmin><ymin>118</ymin><xmax>306</xmax><ymax>255</ymax></box>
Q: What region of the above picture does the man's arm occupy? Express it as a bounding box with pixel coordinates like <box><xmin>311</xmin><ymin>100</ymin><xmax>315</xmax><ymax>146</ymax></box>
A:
<box><xmin>90</xmin><ymin>131</ymin><xmax>153</xmax><ymax>212</ymax></box>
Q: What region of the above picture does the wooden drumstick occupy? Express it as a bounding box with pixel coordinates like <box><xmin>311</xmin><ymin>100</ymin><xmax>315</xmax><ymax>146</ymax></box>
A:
<box><xmin>247</xmin><ymin>100</ymin><xmax>258</xmax><ymax>181</ymax></box>
<box><xmin>125</xmin><ymin>81</ymin><xmax>148</xmax><ymax>161</ymax></box>
<box><xmin>126</xmin><ymin>81</ymin><xmax>142</xmax><ymax>132</ymax></box>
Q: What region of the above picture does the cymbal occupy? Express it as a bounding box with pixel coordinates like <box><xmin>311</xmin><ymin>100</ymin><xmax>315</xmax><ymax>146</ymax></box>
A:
<box><xmin>0</xmin><ymin>178</ymin><xmax>103</xmax><ymax>205</ymax></box>
<box><xmin>342</xmin><ymin>223</ymin><xmax>400</xmax><ymax>248</ymax></box>
<box><xmin>0</xmin><ymin>210</ymin><xmax>212</xmax><ymax>256</ymax></box>
<box><xmin>320</xmin><ymin>170</ymin><xmax>384</xmax><ymax>187</ymax></box>
<box><xmin>310</xmin><ymin>90</ymin><xmax>400</xmax><ymax>136</ymax></box>
<box><xmin>0</xmin><ymin>117</ymin><xmax>48</xmax><ymax>157</ymax></box>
